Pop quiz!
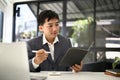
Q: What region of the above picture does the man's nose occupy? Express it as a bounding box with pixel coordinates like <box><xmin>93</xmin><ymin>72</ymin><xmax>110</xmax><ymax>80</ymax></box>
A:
<box><xmin>52</xmin><ymin>26</ymin><xmax>58</xmax><ymax>31</ymax></box>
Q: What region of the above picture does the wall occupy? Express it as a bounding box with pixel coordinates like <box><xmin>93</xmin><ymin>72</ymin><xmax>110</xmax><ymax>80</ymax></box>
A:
<box><xmin>3</xmin><ymin>0</ymin><xmax>13</xmax><ymax>42</ymax></box>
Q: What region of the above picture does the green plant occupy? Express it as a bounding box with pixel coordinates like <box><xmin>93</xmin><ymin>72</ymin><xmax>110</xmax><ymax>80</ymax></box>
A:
<box><xmin>71</xmin><ymin>17</ymin><xmax>93</xmax><ymax>47</ymax></box>
<box><xmin>112</xmin><ymin>57</ymin><xmax>120</xmax><ymax>69</ymax></box>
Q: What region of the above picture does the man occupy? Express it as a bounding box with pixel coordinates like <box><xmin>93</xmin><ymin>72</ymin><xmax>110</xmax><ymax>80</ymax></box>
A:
<box><xmin>27</xmin><ymin>10</ymin><xmax>82</xmax><ymax>72</ymax></box>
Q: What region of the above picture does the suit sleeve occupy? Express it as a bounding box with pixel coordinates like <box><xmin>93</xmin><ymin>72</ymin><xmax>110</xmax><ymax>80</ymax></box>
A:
<box><xmin>26</xmin><ymin>43</ymin><xmax>35</xmax><ymax>72</ymax></box>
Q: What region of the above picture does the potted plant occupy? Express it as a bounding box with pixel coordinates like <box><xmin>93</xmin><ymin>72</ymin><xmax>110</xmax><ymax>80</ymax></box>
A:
<box><xmin>112</xmin><ymin>57</ymin><xmax>120</xmax><ymax>69</ymax></box>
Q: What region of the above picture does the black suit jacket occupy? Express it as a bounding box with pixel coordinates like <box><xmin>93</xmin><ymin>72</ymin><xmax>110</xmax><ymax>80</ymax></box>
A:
<box><xmin>27</xmin><ymin>34</ymin><xmax>72</xmax><ymax>72</ymax></box>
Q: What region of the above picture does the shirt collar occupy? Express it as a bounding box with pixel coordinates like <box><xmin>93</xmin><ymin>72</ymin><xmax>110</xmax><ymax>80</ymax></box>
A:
<box><xmin>43</xmin><ymin>34</ymin><xmax>59</xmax><ymax>45</ymax></box>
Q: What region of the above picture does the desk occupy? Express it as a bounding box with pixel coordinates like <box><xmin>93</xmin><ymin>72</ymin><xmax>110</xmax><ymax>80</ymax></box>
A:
<box><xmin>30</xmin><ymin>71</ymin><xmax>120</xmax><ymax>80</ymax></box>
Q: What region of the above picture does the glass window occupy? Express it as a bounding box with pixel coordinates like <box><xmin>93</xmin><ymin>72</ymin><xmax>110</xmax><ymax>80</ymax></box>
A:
<box><xmin>15</xmin><ymin>4</ymin><xmax>37</xmax><ymax>41</ymax></box>
<box><xmin>95</xmin><ymin>0</ymin><xmax>120</xmax><ymax>60</ymax></box>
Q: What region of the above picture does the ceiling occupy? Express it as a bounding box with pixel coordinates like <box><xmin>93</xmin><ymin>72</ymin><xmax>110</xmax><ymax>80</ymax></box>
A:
<box><xmin>14</xmin><ymin>0</ymin><xmax>120</xmax><ymax>26</ymax></box>
<box><xmin>25</xmin><ymin>0</ymin><xmax>120</xmax><ymax>22</ymax></box>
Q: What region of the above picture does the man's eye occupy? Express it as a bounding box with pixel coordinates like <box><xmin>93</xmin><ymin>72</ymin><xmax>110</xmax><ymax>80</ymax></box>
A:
<box><xmin>56</xmin><ymin>24</ymin><xmax>59</xmax><ymax>26</ymax></box>
<box><xmin>49</xmin><ymin>25</ymin><xmax>52</xmax><ymax>27</ymax></box>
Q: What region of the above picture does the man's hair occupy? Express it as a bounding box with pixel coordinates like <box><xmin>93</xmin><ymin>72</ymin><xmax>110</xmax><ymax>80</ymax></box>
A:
<box><xmin>38</xmin><ymin>10</ymin><xmax>59</xmax><ymax>25</ymax></box>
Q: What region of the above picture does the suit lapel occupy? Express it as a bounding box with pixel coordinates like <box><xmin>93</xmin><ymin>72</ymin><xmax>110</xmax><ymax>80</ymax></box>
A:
<box><xmin>54</xmin><ymin>35</ymin><xmax>63</xmax><ymax>62</ymax></box>
<box><xmin>42</xmin><ymin>43</ymin><xmax>53</xmax><ymax>63</ymax></box>
<box><xmin>54</xmin><ymin>42</ymin><xmax>61</xmax><ymax>62</ymax></box>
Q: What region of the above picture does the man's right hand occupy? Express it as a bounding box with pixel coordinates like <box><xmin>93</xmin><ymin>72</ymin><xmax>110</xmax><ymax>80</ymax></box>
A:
<box><xmin>34</xmin><ymin>49</ymin><xmax>49</xmax><ymax>65</ymax></box>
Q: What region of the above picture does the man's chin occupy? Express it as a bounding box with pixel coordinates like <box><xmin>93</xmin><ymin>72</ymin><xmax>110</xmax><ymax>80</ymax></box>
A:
<box><xmin>51</xmin><ymin>35</ymin><xmax>57</xmax><ymax>38</ymax></box>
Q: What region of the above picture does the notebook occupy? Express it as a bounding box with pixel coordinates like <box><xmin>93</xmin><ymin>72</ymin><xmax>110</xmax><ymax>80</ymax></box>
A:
<box><xmin>105</xmin><ymin>69</ymin><xmax>120</xmax><ymax>77</ymax></box>
<box><xmin>105</xmin><ymin>69</ymin><xmax>120</xmax><ymax>75</ymax></box>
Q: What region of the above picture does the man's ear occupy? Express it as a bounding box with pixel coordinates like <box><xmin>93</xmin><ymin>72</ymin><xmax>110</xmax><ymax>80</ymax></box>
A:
<box><xmin>38</xmin><ymin>25</ymin><xmax>43</xmax><ymax>31</ymax></box>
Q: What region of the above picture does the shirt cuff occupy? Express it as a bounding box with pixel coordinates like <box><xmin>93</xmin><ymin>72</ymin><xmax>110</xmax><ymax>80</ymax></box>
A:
<box><xmin>32</xmin><ymin>58</ymin><xmax>39</xmax><ymax>69</ymax></box>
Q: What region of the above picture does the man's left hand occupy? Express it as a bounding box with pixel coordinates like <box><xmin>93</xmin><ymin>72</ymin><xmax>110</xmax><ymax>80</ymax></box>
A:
<box><xmin>71</xmin><ymin>61</ymin><xmax>83</xmax><ymax>72</ymax></box>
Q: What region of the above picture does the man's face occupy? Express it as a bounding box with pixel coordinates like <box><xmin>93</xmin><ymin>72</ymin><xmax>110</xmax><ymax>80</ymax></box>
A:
<box><xmin>39</xmin><ymin>18</ymin><xmax>60</xmax><ymax>40</ymax></box>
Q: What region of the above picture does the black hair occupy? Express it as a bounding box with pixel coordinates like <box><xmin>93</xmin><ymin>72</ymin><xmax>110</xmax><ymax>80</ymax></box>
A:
<box><xmin>38</xmin><ymin>10</ymin><xmax>59</xmax><ymax>26</ymax></box>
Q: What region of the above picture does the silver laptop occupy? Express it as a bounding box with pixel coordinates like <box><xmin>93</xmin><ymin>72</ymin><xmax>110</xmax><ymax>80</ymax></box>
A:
<box><xmin>0</xmin><ymin>42</ymin><xmax>30</xmax><ymax>80</ymax></box>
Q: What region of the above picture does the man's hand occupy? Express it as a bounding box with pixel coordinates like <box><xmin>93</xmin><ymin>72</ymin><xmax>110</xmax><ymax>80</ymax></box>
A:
<box><xmin>34</xmin><ymin>49</ymin><xmax>49</xmax><ymax>65</ymax></box>
<box><xmin>71</xmin><ymin>61</ymin><xmax>83</xmax><ymax>72</ymax></box>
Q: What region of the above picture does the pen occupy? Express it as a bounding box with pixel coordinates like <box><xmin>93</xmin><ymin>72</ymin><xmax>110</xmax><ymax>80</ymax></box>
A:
<box><xmin>32</xmin><ymin>50</ymin><xmax>50</xmax><ymax>54</ymax></box>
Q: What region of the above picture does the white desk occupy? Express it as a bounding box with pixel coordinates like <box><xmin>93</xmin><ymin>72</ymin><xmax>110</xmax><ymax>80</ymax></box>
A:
<box><xmin>30</xmin><ymin>71</ymin><xmax>120</xmax><ymax>80</ymax></box>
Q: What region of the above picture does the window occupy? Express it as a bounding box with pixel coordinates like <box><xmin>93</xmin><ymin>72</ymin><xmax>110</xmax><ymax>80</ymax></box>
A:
<box><xmin>0</xmin><ymin>10</ymin><xmax>3</xmax><ymax>42</ymax></box>
<box><xmin>14</xmin><ymin>4</ymin><xmax>37</xmax><ymax>41</ymax></box>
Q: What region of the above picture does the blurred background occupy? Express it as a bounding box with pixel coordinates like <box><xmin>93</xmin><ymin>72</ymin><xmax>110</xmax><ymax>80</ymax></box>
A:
<box><xmin>0</xmin><ymin>0</ymin><xmax>120</xmax><ymax>71</ymax></box>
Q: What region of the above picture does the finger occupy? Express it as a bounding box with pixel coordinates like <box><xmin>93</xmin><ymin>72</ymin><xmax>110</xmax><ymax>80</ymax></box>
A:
<box><xmin>72</xmin><ymin>66</ymin><xmax>78</xmax><ymax>70</ymax></box>
<box><xmin>73</xmin><ymin>65</ymin><xmax>80</xmax><ymax>69</ymax></box>
<box><xmin>72</xmin><ymin>64</ymin><xmax>82</xmax><ymax>72</ymax></box>
<box><xmin>72</xmin><ymin>66</ymin><xmax>79</xmax><ymax>72</ymax></box>
<box><xmin>75</xmin><ymin>64</ymin><xmax>80</xmax><ymax>67</ymax></box>
<box><xmin>36</xmin><ymin>50</ymin><xmax>48</xmax><ymax>57</ymax></box>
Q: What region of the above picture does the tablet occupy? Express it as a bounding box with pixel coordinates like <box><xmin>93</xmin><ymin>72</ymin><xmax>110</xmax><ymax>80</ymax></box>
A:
<box><xmin>59</xmin><ymin>47</ymin><xmax>88</xmax><ymax>67</ymax></box>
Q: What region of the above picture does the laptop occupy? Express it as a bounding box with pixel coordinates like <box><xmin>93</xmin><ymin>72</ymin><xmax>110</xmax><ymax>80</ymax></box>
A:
<box><xmin>0</xmin><ymin>42</ymin><xmax>47</xmax><ymax>80</ymax></box>
<box><xmin>0</xmin><ymin>42</ymin><xmax>30</xmax><ymax>80</ymax></box>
